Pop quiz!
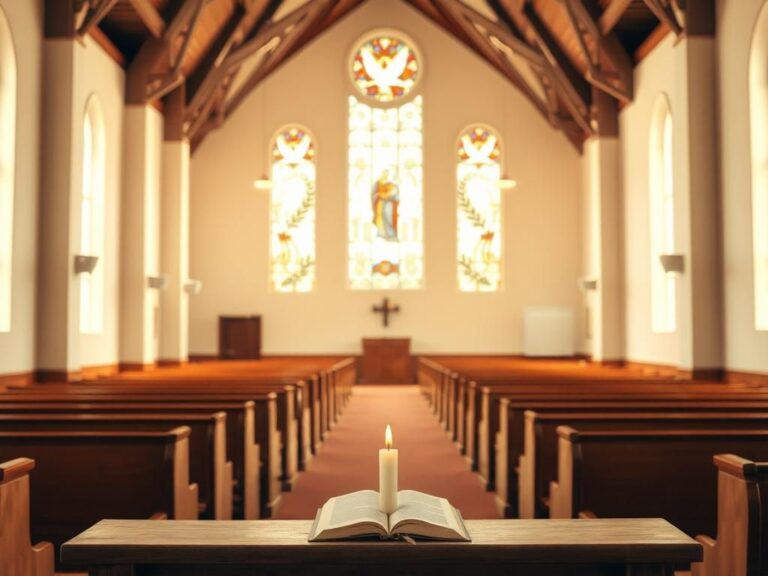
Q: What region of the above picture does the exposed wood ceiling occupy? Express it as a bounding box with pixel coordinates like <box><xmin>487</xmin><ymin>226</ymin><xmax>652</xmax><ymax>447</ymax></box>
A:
<box><xmin>62</xmin><ymin>0</ymin><xmax>699</xmax><ymax>151</ymax></box>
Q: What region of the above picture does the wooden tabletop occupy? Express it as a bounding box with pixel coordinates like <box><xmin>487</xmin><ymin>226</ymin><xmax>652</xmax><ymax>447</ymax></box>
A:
<box><xmin>61</xmin><ymin>519</ymin><xmax>702</xmax><ymax>565</ymax></box>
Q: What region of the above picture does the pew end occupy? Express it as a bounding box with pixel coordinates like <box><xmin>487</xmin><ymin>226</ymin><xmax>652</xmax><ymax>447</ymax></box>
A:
<box><xmin>0</xmin><ymin>457</ymin><xmax>55</xmax><ymax>576</ymax></box>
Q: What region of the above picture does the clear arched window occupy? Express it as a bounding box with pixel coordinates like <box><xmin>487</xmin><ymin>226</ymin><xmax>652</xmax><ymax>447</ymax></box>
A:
<box><xmin>0</xmin><ymin>8</ymin><xmax>16</xmax><ymax>332</ymax></box>
<box><xmin>79</xmin><ymin>96</ymin><xmax>106</xmax><ymax>333</ymax></box>
<box><xmin>456</xmin><ymin>125</ymin><xmax>503</xmax><ymax>291</ymax></box>
<box><xmin>348</xmin><ymin>31</ymin><xmax>424</xmax><ymax>289</ymax></box>
<box><xmin>750</xmin><ymin>1</ymin><xmax>768</xmax><ymax>330</ymax></box>
<box><xmin>270</xmin><ymin>125</ymin><xmax>316</xmax><ymax>292</ymax></box>
<box><xmin>649</xmin><ymin>94</ymin><xmax>676</xmax><ymax>333</ymax></box>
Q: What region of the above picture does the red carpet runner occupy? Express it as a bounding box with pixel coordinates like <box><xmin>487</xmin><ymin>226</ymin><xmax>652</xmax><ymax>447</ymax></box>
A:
<box><xmin>275</xmin><ymin>385</ymin><xmax>501</xmax><ymax>519</ymax></box>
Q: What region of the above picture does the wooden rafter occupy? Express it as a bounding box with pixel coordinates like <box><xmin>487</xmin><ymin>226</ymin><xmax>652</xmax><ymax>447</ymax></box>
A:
<box><xmin>521</xmin><ymin>1</ymin><xmax>592</xmax><ymax>135</ymax></box>
<box><xmin>643</xmin><ymin>0</ymin><xmax>683</xmax><ymax>37</ymax></box>
<box><xmin>76</xmin><ymin>0</ymin><xmax>119</xmax><ymax>38</ymax></box>
<box><xmin>431</xmin><ymin>0</ymin><xmax>549</xmax><ymax>116</ymax></box>
<box><xmin>146</xmin><ymin>0</ymin><xmax>207</xmax><ymax>101</ymax></box>
<box><xmin>599</xmin><ymin>0</ymin><xmax>633</xmax><ymax>35</ymax></box>
<box><xmin>562</xmin><ymin>0</ymin><xmax>633</xmax><ymax>104</ymax></box>
<box><xmin>128</xmin><ymin>0</ymin><xmax>167</xmax><ymax>38</ymax></box>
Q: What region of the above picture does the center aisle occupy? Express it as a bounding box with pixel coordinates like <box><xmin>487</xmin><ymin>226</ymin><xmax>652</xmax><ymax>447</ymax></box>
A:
<box><xmin>275</xmin><ymin>385</ymin><xmax>501</xmax><ymax>519</ymax></box>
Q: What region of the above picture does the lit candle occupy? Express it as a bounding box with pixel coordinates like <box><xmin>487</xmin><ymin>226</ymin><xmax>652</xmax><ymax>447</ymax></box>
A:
<box><xmin>379</xmin><ymin>424</ymin><xmax>398</xmax><ymax>514</ymax></box>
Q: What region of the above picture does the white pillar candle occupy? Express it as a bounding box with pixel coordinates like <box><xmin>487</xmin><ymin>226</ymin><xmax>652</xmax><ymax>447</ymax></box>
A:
<box><xmin>379</xmin><ymin>424</ymin><xmax>398</xmax><ymax>514</ymax></box>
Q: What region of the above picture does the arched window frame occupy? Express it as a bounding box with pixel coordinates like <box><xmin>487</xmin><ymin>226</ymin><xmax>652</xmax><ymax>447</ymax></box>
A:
<box><xmin>649</xmin><ymin>93</ymin><xmax>676</xmax><ymax>333</ymax></box>
<box><xmin>456</xmin><ymin>124</ymin><xmax>504</xmax><ymax>292</ymax></box>
<box><xmin>79</xmin><ymin>94</ymin><xmax>106</xmax><ymax>334</ymax></box>
<box><xmin>268</xmin><ymin>124</ymin><xmax>317</xmax><ymax>293</ymax></box>
<box><xmin>347</xmin><ymin>29</ymin><xmax>425</xmax><ymax>290</ymax></box>
<box><xmin>750</xmin><ymin>1</ymin><xmax>768</xmax><ymax>331</ymax></box>
<box><xmin>0</xmin><ymin>7</ymin><xmax>16</xmax><ymax>333</ymax></box>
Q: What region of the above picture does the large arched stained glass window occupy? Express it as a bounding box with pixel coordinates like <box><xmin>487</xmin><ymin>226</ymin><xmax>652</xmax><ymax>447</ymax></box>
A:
<box><xmin>79</xmin><ymin>95</ymin><xmax>106</xmax><ymax>334</ymax></box>
<box><xmin>270</xmin><ymin>126</ymin><xmax>316</xmax><ymax>292</ymax></box>
<box><xmin>348</xmin><ymin>31</ymin><xmax>424</xmax><ymax>290</ymax></box>
<box><xmin>456</xmin><ymin>125</ymin><xmax>503</xmax><ymax>292</ymax></box>
<box><xmin>0</xmin><ymin>7</ymin><xmax>16</xmax><ymax>332</ymax></box>
<box><xmin>649</xmin><ymin>94</ymin><xmax>676</xmax><ymax>333</ymax></box>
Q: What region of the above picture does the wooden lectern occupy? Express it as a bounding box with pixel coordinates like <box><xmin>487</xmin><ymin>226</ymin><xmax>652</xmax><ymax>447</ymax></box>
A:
<box><xmin>361</xmin><ymin>338</ymin><xmax>411</xmax><ymax>383</ymax></box>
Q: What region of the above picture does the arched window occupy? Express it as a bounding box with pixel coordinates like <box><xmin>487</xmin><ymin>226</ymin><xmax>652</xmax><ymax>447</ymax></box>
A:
<box><xmin>649</xmin><ymin>94</ymin><xmax>676</xmax><ymax>333</ymax></box>
<box><xmin>0</xmin><ymin>8</ymin><xmax>16</xmax><ymax>332</ymax></box>
<box><xmin>269</xmin><ymin>125</ymin><xmax>316</xmax><ymax>292</ymax></box>
<box><xmin>79</xmin><ymin>95</ymin><xmax>106</xmax><ymax>333</ymax></box>
<box><xmin>456</xmin><ymin>125</ymin><xmax>503</xmax><ymax>291</ymax></box>
<box><xmin>348</xmin><ymin>31</ymin><xmax>424</xmax><ymax>289</ymax></box>
<box><xmin>750</xmin><ymin>1</ymin><xmax>768</xmax><ymax>330</ymax></box>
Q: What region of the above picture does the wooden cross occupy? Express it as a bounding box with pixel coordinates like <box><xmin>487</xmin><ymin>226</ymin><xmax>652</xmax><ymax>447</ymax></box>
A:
<box><xmin>372</xmin><ymin>297</ymin><xmax>400</xmax><ymax>328</ymax></box>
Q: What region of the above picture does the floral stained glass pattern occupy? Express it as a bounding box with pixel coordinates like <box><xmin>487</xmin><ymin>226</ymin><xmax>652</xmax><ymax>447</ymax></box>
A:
<box><xmin>348</xmin><ymin>95</ymin><xmax>423</xmax><ymax>289</ymax></box>
<box><xmin>456</xmin><ymin>125</ymin><xmax>503</xmax><ymax>292</ymax></box>
<box><xmin>270</xmin><ymin>126</ymin><xmax>316</xmax><ymax>292</ymax></box>
<box><xmin>351</xmin><ymin>34</ymin><xmax>420</xmax><ymax>104</ymax></box>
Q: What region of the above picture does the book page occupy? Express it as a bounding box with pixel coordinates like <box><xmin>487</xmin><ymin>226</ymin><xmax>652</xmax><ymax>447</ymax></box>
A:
<box><xmin>310</xmin><ymin>490</ymin><xmax>388</xmax><ymax>540</ymax></box>
<box><xmin>389</xmin><ymin>490</ymin><xmax>469</xmax><ymax>540</ymax></box>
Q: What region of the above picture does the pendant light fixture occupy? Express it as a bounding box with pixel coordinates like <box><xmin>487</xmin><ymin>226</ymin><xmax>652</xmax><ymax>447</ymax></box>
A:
<box><xmin>253</xmin><ymin>85</ymin><xmax>273</xmax><ymax>190</ymax></box>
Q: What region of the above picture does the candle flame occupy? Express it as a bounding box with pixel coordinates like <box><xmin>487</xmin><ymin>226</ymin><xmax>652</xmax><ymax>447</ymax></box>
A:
<box><xmin>385</xmin><ymin>424</ymin><xmax>393</xmax><ymax>450</ymax></box>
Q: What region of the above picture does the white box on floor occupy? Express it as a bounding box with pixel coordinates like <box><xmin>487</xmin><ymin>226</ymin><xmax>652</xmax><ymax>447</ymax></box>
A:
<box><xmin>522</xmin><ymin>307</ymin><xmax>574</xmax><ymax>357</ymax></box>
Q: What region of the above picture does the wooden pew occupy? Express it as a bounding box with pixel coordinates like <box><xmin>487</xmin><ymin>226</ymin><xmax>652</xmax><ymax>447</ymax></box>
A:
<box><xmin>496</xmin><ymin>398</ymin><xmax>768</xmax><ymax>517</ymax></box>
<box><xmin>549</xmin><ymin>427</ymin><xmax>768</xmax><ymax>539</ymax></box>
<box><xmin>475</xmin><ymin>383</ymin><xmax>768</xmax><ymax>493</ymax></box>
<box><xmin>518</xmin><ymin>410</ymin><xmax>768</xmax><ymax>520</ymax></box>
<box><xmin>0</xmin><ymin>413</ymin><xmax>232</xmax><ymax>520</ymax></box>
<box><xmin>0</xmin><ymin>397</ymin><xmax>276</xmax><ymax>518</ymax></box>
<box><xmin>9</xmin><ymin>382</ymin><xmax>300</xmax><ymax>491</ymax></box>
<box><xmin>0</xmin><ymin>428</ymin><xmax>197</xmax><ymax>569</ymax></box>
<box><xmin>0</xmin><ymin>458</ymin><xmax>54</xmax><ymax>576</ymax></box>
<box><xmin>690</xmin><ymin>454</ymin><xmax>768</xmax><ymax>576</ymax></box>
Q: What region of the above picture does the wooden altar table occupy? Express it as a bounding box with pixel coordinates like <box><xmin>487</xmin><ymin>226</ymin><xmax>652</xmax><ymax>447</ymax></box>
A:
<box><xmin>61</xmin><ymin>519</ymin><xmax>701</xmax><ymax>576</ymax></box>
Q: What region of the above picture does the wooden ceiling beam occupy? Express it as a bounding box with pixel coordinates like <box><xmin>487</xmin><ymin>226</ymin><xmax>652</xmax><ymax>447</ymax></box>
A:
<box><xmin>186</xmin><ymin>0</ymin><xmax>282</xmax><ymax>124</ymax></box>
<box><xmin>221</xmin><ymin>0</ymin><xmax>336</xmax><ymax>122</ymax></box>
<box><xmin>598</xmin><ymin>0</ymin><xmax>633</xmax><ymax>35</ymax></box>
<box><xmin>77</xmin><ymin>0</ymin><xmax>119</xmax><ymax>38</ymax></box>
<box><xmin>521</xmin><ymin>2</ymin><xmax>592</xmax><ymax>134</ymax></box>
<box><xmin>642</xmin><ymin>0</ymin><xmax>683</xmax><ymax>37</ymax></box>
<box><xmin>562</xmin><ymin>0</ymin><xmax>633</xmax><ymax>104</ymax></box>
<box><xmin>127</xmin><ymin>0</ymin><xmax>167</xmax><ymax>38</ymax></box>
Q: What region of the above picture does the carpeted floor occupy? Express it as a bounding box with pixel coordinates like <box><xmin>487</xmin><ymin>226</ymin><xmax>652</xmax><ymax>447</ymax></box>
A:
<box><xmin>275</xmin><ymin>385</ymin><xmax>501</xmax><ymax>519</ymax></box>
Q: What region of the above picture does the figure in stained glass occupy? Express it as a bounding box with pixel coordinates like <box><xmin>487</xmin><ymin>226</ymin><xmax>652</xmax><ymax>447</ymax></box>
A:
<box><xmin>371</xmin><ymin>169</ymin><xmax>400</xmax><ymax>241</ymax></box>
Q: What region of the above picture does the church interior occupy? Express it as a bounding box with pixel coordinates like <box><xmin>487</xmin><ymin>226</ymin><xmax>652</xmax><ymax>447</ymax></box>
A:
<box><xmin>2</xmin><ymin>0</ymin><xmax>768</xmax><ymax>574</ymax></box>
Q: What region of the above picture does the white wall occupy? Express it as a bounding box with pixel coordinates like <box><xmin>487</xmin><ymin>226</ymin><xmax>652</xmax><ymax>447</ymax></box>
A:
<box><xmin>74</xmin><ymin>36</ymin><xmax>124</xmax><ymax>368</ymax></box>
<box><xmin>0</xmin><ymin>0</ymin><xmax>42</xmax><ymax>375</ymax></box>
<box><xmin>190</xmin><ymin>0</ymin><xmax>582</xmax><ymax>355</ymax></box>
<box><xmin>717</xmin><ymin>0</ymin><xmax>768</xmax><ymax>374</ymax></box>
<box><xmin>620</xmin><ymin>35</ymin><xmax>684</xmax><ymax>366</ymax></box>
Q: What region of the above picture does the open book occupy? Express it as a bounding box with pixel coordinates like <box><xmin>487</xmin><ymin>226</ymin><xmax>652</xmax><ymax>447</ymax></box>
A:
<box><xmin>308</xmin><ymin>489</ymin><xmax>470</xmax><ymax>542</ymax></box>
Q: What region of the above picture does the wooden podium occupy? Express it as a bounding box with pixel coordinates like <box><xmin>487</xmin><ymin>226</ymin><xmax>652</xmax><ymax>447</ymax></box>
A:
<box><xmin>361</xmin><ymin>338</ymin><xmax>412</xmax><ymax>384</ymax></box>
<box><xmin>219</xmin><ymin>316</ymin><xmax>261</xmax><ymax>359</ymax></box>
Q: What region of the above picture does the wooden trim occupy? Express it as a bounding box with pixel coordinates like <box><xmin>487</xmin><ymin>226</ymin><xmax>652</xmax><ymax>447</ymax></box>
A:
<box><xmin>35</xmin><ymin>370</ymin><xmax>80</xmax><ymax>383</ymax></box>
<box><xmin>157</xmin><ymin>359</ymin><xmax>189</xmax><ymax>368</ymax></box>
<box><xmin>634</xmin><ymin>23</ymin><xmax>671</xmax><ymax>64</ymax></box>
<box><xmin>80</xmin><ymin>364</ymin><xmax>120</xmax><ymax>380</ymax></box>
<box><xmin>118</xmin><ymin>362</ymin><xmax>157</xmax><ymax>373</ymax></box>
<box><xmin>0</xmin><ymin>372</ymin><xmax>35</xmax><ymax>387</ymax></box>
<box><xmin>725</xmin><ymin>370</ymin><xmax>768</xmax><ymax>387</ymax></box>
<box><xmin>88</xmin><ymin>27</ymin><xmax>126</xmax><ymax>68</ymax></box>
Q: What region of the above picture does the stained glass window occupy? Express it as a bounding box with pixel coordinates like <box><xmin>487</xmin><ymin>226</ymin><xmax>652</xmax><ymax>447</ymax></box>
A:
<box><xmin>270</xmin><ymin>126</ymin><xmax>316</xmax><ymax>292</ymax></box>
<box><xmin>348</xmin><ymin>95</ymin><xmax>423</xmax><ymax>289</ymax></box>
<box><xmin>79</xmin><ymin>96</ymin><xmax>106</xmax><ymax>334</ymax></box>
<box><xmin>350</xmin><ymin>33</ymin><xmax>420</xmax><ymax>104</ymax></box>
<box><xmin>456</xmin><ymin>125</ymin><xmax>503</xmax><ymax>292</ymax></box>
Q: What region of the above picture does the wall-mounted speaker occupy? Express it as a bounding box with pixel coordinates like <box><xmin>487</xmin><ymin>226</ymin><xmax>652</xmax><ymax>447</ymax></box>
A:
<box><xmin>74</xmin><ymin>254</ymin><xmax>99</xmax><ymax>274</ymax></box>
<box><xmin>184</xmin><ymin>279</ymin><xmax>203</xmax><ymax>295</ymax></box>
<box><xmin>659</xmin><ymin>254</ymin><xmax>685</xmax><ymax>274</ymax></box>
<box><xmin>147</xmin><ymin>275</ymin><xmax>168</xmax><ymax>290</ymax></box>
